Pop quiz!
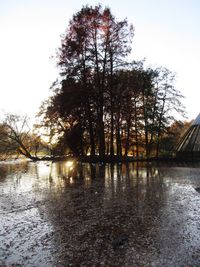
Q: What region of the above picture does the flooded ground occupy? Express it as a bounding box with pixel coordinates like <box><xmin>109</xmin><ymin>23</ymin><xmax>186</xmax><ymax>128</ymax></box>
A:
<box><xmin>0</xmin><ymin>160</ymin><xmax>200</xmax><ymax>266</ymax></box>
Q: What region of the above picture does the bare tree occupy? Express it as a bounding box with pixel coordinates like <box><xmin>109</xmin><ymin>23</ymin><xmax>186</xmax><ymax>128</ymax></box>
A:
<box><xmin>0</xmin><ymin>113</ymin><xmax>43</xmax><ymax>160</ymax></box>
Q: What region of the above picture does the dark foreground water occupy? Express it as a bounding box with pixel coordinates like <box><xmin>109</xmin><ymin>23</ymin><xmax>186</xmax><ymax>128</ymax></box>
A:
<box><xmin>0</xmin><ymin>160</ymin><xmax>200</xmax><ymax>267</ymax></box>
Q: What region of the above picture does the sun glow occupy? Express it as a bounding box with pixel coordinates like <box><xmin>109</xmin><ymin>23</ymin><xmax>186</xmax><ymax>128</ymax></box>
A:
<box><xmin>66</xmin><ymin>160</ymin><xmax>74</xmax><ymax>168</ymax></box>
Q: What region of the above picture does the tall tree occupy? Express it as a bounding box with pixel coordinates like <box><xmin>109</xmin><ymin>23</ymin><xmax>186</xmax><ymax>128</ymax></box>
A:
<box><xmin>57</xmin><ymin>5</ymin><xmax>134</xmax><ymax>157</ymax></box>
<box><xmin>39</xmin><ymin>5</ymin><xmax>185</xmax><ymax>160</ymax></box>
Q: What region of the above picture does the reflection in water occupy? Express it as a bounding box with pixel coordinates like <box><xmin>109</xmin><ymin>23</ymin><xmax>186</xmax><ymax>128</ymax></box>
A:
<box><xmin>0</xmin><ymin>161</ymin><xmax>200</xmax><ymax>266</ymax></box>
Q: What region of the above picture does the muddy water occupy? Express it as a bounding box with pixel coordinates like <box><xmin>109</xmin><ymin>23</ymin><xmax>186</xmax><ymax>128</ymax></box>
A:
<box><xmin>0</xmin><ymin>160</ymin><xmax>200</xmax><ymax>266</ymax></box>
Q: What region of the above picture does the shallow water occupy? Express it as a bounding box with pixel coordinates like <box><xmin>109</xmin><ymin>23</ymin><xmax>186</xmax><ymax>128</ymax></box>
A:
<box><xmin>0</xmin><ymin>160</ymin><xmax>200</xmax><ymax>266</ymax></box>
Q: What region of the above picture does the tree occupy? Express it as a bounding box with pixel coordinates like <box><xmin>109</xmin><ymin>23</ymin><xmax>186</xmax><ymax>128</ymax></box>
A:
<box><xmin>39</xmin><ymin>5</ymin><xmax>185</xmax><ymax>160</ymax></box>
<box><xmin>57</xmin><ymin>4</ymin><xmax>134</xmax><ymax>157</ymax></box>
<box><xmin>147</xmin><ymin>67</ymin><xmax>185</xmax><ymax>157</ymax></box>
<box><xmin>0</xmin><ymin>114</ymin><xmax>45</xmax><ymax>160</ymax></box>
<box><xmin>0</xmin><ymin>123</ymin><xmax>16</xmax><ymax>159</ymax></box>
<box><xmin>159</xmin><ymin>120</ymin><xmax>190</xmax><ymax>155</ymax></box>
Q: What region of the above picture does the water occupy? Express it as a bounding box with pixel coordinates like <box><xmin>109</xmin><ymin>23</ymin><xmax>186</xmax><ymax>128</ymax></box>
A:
<box><xmin>0</xmin><ymin>160</ymin><xmax>200</xmax><ymax>266</ymax></box>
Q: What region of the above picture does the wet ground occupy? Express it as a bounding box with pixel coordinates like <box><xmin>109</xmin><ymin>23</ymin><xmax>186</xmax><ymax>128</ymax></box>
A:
<box><xmin>0</xmin><ymin>160</ymin><xmax>200</xmax><ymax>266</ymax></box>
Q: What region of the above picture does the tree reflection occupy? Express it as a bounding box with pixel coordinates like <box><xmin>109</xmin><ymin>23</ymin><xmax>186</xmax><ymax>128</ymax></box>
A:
<box><xmin>1</xmin><ymin>161</ymin><xmax>199</xmax><ymax>266</ymax></box>
<box><xmin>33</xmin><ymin>161</ymin><xmax>168</xmax><ymax>265</ymax></box>
<box><xmin>0</xmin><ymin>160</ymin><xmax>29</xmax><ymax>183</ymax></box>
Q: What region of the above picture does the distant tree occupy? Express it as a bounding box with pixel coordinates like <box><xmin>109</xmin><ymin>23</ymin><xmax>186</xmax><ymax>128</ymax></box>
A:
<box><xmin>148</xmin><ymin>67</ymin><xmax>185</xmax><ymax>157</ymax></box>
<box><xmin>0</xmin><ymin>123</ymin><xmax>16</xmax><ymax>159</ymax></box>
<box><xmin>0</xmin><ymin>114</ymin><xmax>45</xmax><ymax>160</ymax></box>
<box><xmin>159</xmin><ymin>120</ymin><xmax>190</xmax><ymax>155</ymax></box>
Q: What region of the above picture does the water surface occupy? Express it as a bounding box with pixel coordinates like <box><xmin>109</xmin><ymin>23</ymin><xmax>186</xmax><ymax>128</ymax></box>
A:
<box><xmin>0</xmin><ymin>160</ymin><xmax>200</xmax><ymax>266</ymax></box>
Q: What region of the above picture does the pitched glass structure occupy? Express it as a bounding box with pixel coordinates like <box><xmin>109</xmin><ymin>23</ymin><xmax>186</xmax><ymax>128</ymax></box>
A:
<box><xmin>176</xmin><ymin>113</ymin><xmax>200</xmax><ymax>159</ymax></box>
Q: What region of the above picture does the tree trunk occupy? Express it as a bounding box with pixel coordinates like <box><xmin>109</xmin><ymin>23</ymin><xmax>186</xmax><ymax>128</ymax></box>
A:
<box><xmin>134</xmin><ymin>102</ymin><xmax>139</xmax><ymax>159</ymax></box>
<box><xmin>116</xmin><ymin>116</ymin><xmax>122</xmax><ymax>157</ymax></box>
<box><xmin>124</xmin><ymin>113</ymin><xmax>131</xmax><ymax>156</ymax></box>
<box><xmin>86</xmin><ymin>101</ymin><xmax>95</xmax><ymax>156</ymax></box>
<box><xmin>93</xmin><ymin>29</ymin><xmax>105</xmax><ymax>158</ymax></box>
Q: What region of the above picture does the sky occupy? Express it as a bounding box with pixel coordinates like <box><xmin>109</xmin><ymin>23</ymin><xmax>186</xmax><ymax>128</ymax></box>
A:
<box><xmin>0</xmin><ymin>0</ymin><xmax>200</xmax><ymax>122</ymax></box>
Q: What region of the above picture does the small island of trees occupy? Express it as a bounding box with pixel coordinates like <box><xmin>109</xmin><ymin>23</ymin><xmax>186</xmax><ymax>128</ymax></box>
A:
<box><xmin>0</xmin><ymin>5</ymin><xmax>188</xmax><ymax>162</ymax></box>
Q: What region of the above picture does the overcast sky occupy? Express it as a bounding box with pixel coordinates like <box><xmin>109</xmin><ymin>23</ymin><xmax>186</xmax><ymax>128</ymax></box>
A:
<box><xmin>0</xmin><ymin>0</ymin><xmax>200</xmax><ymax>121</ymax></box>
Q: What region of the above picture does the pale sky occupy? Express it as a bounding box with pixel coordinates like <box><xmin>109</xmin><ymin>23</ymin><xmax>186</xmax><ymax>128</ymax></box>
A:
<box><xmin>0</xmin><ymin>0</ymin><xmax>200</xmax><ymax>121</ymax></box>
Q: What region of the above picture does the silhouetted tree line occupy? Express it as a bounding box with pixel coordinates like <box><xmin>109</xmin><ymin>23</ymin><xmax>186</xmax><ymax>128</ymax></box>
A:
<box><xmin>0</xmin><ymin>5</ymin><xmax>185</xmax><ymax>161</ymax></box>
<box><xmin>38</xmin><ymin>5</ymin><xmax>184</xmax><ymax>159</ymax></box>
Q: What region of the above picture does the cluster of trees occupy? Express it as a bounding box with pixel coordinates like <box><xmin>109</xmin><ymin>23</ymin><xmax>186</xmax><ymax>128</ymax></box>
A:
<box><xmin>39</xmin><ymin>5</ymin><xmax>185</xmax><ymax>159</ymax></box>
<box><xmin>0</xmin><ymin>5</ymin><xmax>186</xmax><ymax>160</ymax></box>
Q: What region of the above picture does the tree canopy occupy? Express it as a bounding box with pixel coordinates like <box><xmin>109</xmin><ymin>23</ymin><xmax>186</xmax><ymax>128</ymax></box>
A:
<box><xmin>38</xmin><ymin>4</ymin><xmax>185</xmax><ymax>160</ymax></box>
<box><xmin>0</xmin><ymin>5</ymin><xmax>186</xmax><ymax>161</ymax></box>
